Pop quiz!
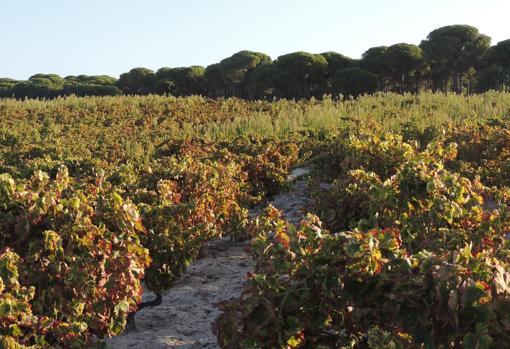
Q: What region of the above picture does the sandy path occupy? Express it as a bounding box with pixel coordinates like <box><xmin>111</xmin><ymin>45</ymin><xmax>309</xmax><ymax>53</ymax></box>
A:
<box><xmin>105</xmin><ymin>239</ymin><xmax>252</xmax><ymax>349</ymax></box>
<box><xmin>270</xmin><ymin>168</ymin><xmax>312</xmax><ymax>225</ymax></box>
<box><xmin>106</xmin><ymin>168</ymin><xmax>310</xmax><ymax>349</ymax></box>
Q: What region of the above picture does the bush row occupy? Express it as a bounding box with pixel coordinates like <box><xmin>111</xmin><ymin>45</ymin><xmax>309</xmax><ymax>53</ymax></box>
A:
<box><xmin>215</xmin><ymin>131</ymin><xmax>510</xmax><ymax>348</ymax></box>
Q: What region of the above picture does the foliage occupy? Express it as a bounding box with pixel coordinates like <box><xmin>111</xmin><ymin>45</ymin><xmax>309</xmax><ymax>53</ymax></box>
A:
<box><xmin>445</xmin><ymin>124</ymin><xmax>510</xmax><ymax>187</ymax></box>
<box><xmin>117</xmin><ymin>68</ymin><xmax>157</xmax><ymax>95</ymax></box>
<box><xmin>273</xmin><ymin>52</ymin><xmax>329</xmax><ymax>99</ymax></box>
<box><xmin>361</xmin><ymin>46</ymin><xmax>388</xmax><ymax>84</ymax></box>
<box><xmin>203</xmin><ymin>51</ymin><xmax>271</xmax><ymax>98</ymax></box>
<box><xmin>420</xmin><ymin>25</ymin><xmax>491</xmax><ymax>93</ymax></box>
<box><xmin>135</xmin><ymin>151</ymin><xmax>250</xmax><ymax>292</ymax></box>
<box><xmin>384</xmin><ymin>43</ymin><xmax>426</xmax><ymax>93</ymax></box>
<box><xmin>333</xmin><ymin>67</ymin><xmax>379</xmax><ymax>98</ymax></box>
<box><xmin>0</xmin><ymin>167</ymin><xmax>150</xmax><ymax>347</ymax></box>
<box><xmin>155</xmin><ymin>66</ymin><xmax>205</xmax><ymax>96</ymax></box>
<box><xmin>215</xmin><ymin>132</ymin><xmax>510</xmax><ymax>348</ymax></box>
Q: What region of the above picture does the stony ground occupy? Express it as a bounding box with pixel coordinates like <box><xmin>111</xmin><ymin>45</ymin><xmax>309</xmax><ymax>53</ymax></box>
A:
<box><xmin>106</xmin><ymin>168</ymin><xmax>311</xmax><ymax>349</ymax></box>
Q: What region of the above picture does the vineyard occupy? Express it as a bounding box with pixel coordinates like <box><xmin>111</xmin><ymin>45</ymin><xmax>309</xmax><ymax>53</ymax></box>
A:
<box><xmin>1</xmin><ymin>92</ymin><xmax>510</xmax><ymax>348</ymax></box>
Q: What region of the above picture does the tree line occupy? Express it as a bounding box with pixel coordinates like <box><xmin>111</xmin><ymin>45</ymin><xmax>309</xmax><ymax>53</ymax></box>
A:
<box><xmin>1</xmin><ymin>24</ymin><xmax>509</xmax><ymax>100</ymax></box>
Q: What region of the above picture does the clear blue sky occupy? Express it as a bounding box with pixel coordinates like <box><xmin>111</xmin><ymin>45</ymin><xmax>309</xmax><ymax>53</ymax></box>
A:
<box><xmin>1</xmin><ymin>0</ymin><xmax>508</xmax><ymax>80</ymax></box>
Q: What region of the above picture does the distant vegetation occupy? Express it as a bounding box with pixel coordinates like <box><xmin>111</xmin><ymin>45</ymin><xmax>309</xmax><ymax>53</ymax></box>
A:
<box><xmin>1</xmin><ymin>24</ymin><xmax>509</xmax><ymax>100</ymax></box>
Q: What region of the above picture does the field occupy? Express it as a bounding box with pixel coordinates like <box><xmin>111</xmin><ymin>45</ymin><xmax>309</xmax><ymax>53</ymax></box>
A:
<box><xmin>2</xmin><ymin>92</ymin><xmax>510</xmax><ymax>348</ymax></box>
